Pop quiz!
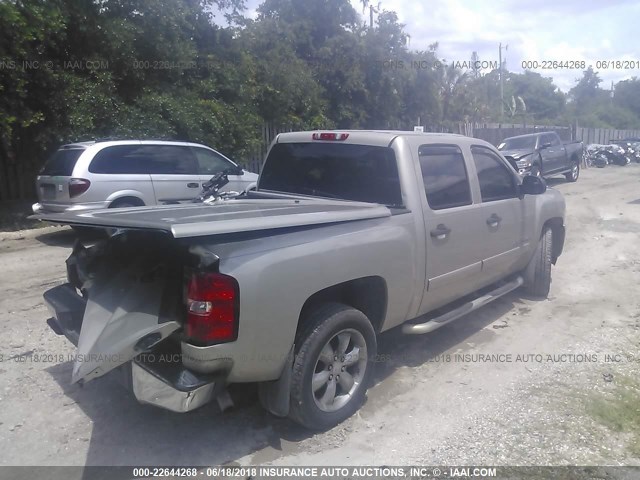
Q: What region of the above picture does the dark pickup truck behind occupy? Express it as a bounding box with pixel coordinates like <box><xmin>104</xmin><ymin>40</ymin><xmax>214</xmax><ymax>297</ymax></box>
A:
<box><xmin>498</xmin><ymin>131</ymin><xmax>582</xmax><ymax>182</ymax></box>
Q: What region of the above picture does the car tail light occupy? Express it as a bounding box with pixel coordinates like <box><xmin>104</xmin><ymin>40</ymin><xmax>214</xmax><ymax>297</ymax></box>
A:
<box><xmin>186</xmin><ymin>272</ymin><xmax>239</xmax><ymax>344</ymax></box>
<box><xmin>312</xmin><ymin>132</ymin><xmax>349</xmax><ymax>141</ymax></box>
<box><xmin>68</xmin><ymin>178</ymin><xmax>91</xmax><ymax>198</ymax></box>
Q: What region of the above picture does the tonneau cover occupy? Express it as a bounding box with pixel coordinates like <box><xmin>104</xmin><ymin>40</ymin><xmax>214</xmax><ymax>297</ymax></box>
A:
<box><xmin>33</xmin><ymin>199</ymin><xmax>391</xmax><ymax>238</ymax></box>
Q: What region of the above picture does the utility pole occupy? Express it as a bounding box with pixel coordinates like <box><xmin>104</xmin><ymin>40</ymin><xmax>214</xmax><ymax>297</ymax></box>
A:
<box><xmin>499</xmin><ymin>43</ymin><xmax>508</xmax><ymax>119</ymax></box>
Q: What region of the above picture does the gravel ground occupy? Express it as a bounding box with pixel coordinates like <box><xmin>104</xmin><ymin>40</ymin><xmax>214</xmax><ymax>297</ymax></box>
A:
<box><xmin>1</xmin><ymin>164</ymin><xmax>640</xmax><ymax>469</ymax></box>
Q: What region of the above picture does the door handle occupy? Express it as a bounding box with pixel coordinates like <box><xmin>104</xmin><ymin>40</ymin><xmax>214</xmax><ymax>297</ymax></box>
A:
<box><xmin>486</xmin><ymin>213</ymin><xmax>502</xmax><ymax>227</ymax></box>
<box><xmin>430</xmin><ymin>224</ymin><xmax>451</xmax><ymax>240</ymax></box>
<box><xmin>187</xmin><ymin>182</ymin><xmax>200</xmax><ymax>188</ymax></box>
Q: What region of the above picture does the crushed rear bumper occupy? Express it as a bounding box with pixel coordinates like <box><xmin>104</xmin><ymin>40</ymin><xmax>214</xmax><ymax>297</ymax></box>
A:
<box><xmin>44</xmin><ymin>283</ymin><xmax>224</xmax><ymax>413</ymax></box>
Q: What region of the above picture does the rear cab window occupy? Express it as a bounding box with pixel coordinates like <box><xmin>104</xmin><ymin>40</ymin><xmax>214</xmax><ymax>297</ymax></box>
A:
<box><xmin>417</xmin><ymin>144</ymin><xmax>472</xmax><ymax>210</ymax></box>
<box><xmin>259</xmin><ymin>142</ymin><xmax>403</xmax><ymax>206</ymax></box>
<box><xmin>40</xmin><ymin>148</ymin><xmax>85</xmax><ymax>176</ymax></box>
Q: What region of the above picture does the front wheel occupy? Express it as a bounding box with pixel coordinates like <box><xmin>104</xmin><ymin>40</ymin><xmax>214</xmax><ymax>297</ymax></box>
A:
<box><xmin>565</xmin><ymin>159</ymin><xmax>580</xmax><ymax>182</ymax></box>
<box><xmin>522</xmin><ymin>227</ymin><xmax>553</xmax><ymax>298</ymax></box>
<box><xmin>289</xmin><ymin>303</ymin><xmax>376</xmax><ymax>430</ymax></box>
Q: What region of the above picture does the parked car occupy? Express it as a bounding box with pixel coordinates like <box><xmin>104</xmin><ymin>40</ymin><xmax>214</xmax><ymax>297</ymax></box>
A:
<box><xmin>498</xmin><ymin>131</ymin><xmax>583</xmax><ymax>182</ymax></box>
<box><xmin>36</xmin><ymin>131</ymin><xmax>565</xmax><ymax>430</ymax></box>
<box><xmin>32</xmin><ymin>140</ymin><xmax>258</xmax><ymax>214</ymax></box>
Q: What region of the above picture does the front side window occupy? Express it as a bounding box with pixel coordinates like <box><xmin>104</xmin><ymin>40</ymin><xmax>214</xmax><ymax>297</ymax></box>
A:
<box><xmin>418</xmin><ymin>144</ymin><xmax>472</xmax><ymax>210</ymax></box>
<box><xmin>193</xmin><ymin>148</ymin><xmax>235</xmax><ymax>175</ymax></box>
<box><xmin>547</xmin><ymin>133</ymin><xmax>561</xmax><ymax>146</ymax></box>
<box><xmin>471</xmin><ymin>146</ymin><xmax>518</xmax><ymax>202</ymax></box>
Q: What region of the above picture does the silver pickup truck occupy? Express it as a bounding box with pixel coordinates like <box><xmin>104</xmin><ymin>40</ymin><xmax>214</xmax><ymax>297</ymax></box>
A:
<box><xmin>37</xmin><ymin>131</ymin><xmax>566</xmax><ymax>430</ymax></box>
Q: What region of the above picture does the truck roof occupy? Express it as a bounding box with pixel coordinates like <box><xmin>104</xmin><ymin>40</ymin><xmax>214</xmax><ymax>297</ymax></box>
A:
<box><xmin>502</xmin><ymin>131</ymin><xmax>555</xmax><ymax>140</ymax></box>
<box><xmin>276</xmin><ymin>130</ymin><xmax>472</xmax><ymax>147</ymax></box>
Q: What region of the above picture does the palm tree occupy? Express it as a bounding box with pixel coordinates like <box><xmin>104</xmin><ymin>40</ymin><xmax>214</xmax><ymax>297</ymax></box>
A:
<box><xmin>437</xmin><ymin>63</ymin><xmax>469</xmax><ymax>122</ymax></box>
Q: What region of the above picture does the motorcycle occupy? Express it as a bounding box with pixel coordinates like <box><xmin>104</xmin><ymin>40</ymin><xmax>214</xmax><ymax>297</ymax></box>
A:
<box><xmin>585</xmin><ymin>144</ymin><xmax>630</xmax><ymax>167</ymax></box>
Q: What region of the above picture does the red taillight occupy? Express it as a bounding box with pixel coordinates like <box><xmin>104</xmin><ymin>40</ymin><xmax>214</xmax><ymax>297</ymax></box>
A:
<box><xmin>312</xmin><ymin>132</ymin><xmax>349</xmax><ymax>141</ymax></box>
<box><xmin>68</xmin><ymin>178</ymin><xmax>91</xmax><ymax>198</ymax></box>
<box><xmin>186</xmin><ymin>272</ymin><xmax>239</xmax><ymax>345</ymax></box>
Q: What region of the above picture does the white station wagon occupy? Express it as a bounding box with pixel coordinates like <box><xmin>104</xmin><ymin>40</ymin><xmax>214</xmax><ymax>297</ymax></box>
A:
<box><xmin>32</xmin><ymin>140</ymin><xmax>259</xmax><ymax>214</ymax></box>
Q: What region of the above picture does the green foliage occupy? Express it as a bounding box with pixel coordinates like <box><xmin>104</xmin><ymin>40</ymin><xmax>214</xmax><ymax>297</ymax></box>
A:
<box><xmin>2</xmin><ymin>0</ymin><xmax>640</xmax><ymax>201</ymax></box>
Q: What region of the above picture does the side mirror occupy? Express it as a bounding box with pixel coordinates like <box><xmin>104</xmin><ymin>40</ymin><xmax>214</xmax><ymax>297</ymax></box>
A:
<box><xmin>520</xmin><ymin>174</ymin><xmax>547</xmax><ymax>195</ymax></box>
<box><xmin>226</xmin><ymin>166</ymin><xmax>244</xmax><ymax>176</ymax></box>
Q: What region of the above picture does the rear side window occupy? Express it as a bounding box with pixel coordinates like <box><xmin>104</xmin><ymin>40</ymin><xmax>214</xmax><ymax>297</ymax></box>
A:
<box><xmin>471</xmin><ymin>146</ymin><xmax>518</xmax><ymax>202</ymax></box>
<box><xmin>40</xmin><ymin>149</ymin><xmax>84</xmax><ymax>176</ymax></box>
<box><xmin>89</xmin><ymin>145</ymin><xmax>198</xmax><ymax>174</ymax></box>
<box><xmin>418</xmin><ymin>144</ymin><xmax>472</xmax><ymax>210</ymax></box>
<box><xmin>259</xmin><ymin>142</ymin><xmax>402</xmax><ymax>206</ymax></box>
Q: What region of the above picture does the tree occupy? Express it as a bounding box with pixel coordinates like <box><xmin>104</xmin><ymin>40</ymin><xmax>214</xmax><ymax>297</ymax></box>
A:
<box><xmin>613</xmin><ymin>77</ymin><xmax>640</xmax><ymax>120</ymax></box>
<box><xmin>506</xmin><ymin>71</ymin><xmax>565</xmax><ymax>122</ymax></box>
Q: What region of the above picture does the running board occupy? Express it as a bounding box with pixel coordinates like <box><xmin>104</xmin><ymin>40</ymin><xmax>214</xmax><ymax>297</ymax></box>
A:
<box><xmin>402</xmin><ymin>276</ymin><xmax>524</xmax><ymax>335</ymax></box>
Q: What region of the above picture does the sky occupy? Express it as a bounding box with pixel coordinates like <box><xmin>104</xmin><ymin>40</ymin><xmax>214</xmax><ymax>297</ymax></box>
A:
<box><xmin>239</xmin><ymin>0</ymin><xmax>640</xmax><ymax>92</ymax></box>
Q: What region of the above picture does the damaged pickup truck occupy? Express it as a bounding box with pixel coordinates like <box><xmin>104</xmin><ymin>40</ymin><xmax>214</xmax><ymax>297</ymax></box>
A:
<box><xmin>36</xmin><ymin>131</ymin><xmax>566</xmax><ymax>430</ymax></box>
<box><xmin>498</xmin><ymin>131</ymin><xmax>583</xmax><ymax>182</ymax></box>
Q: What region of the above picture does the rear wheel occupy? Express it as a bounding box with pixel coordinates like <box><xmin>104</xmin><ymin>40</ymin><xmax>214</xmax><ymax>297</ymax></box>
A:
<box><xmin>522</xmin><ymin>227</ymin><xmax>553</xmax><ymax>298</ymax></box>
<box><xmin>109</xmin><ymin>198</ymin><xmax>143</xmax><ymax>209</ymax></box>
<box><xmin>565</xmin><ymin>159</ymin><xmax>580</xmax><ymax>182</ymax></box>
<box><xmin>289</xmin><ymin>303</ymin><xmax>376</xmax><ymax>430</ymax></box>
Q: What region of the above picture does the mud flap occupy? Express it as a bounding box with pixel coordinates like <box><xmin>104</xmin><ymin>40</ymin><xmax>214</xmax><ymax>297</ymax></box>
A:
<box><xmin>258</xmin><ymin>345</ymin><xmax>294</xmax><ymax>417</ymax></box>
<box><xmin>72</xmin><ymin>258</ymin><xmax>181</xmax><ymax>384</ymax></box>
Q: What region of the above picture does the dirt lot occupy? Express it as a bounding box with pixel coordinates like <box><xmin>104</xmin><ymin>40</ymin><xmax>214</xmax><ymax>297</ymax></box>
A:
<box><xmin>1</xmin><ymin>165</ymin><xmax>640</xmax><ymax>467</ymax></box>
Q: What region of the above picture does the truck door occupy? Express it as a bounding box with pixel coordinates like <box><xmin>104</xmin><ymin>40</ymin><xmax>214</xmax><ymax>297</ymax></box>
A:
<box><xmin>469</xmin><ymin>145</ymin><xmax>524</xmax><ymax>281</ymax></box>
<box><xmin>417</xmin><ymin>144</ymin><xmax>485</xmax><ymax>312</ymax></box>
<box><xmin>539</xmin><ymin>133</ymin><xmax>564</xmax><ymax>174</ymax></box>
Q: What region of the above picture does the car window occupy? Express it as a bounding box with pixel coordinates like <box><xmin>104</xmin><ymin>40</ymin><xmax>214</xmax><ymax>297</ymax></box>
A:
<box><xmin>192</xmin><ymin>148</ymin><xmax>234</xmax><ymax>175</ymax></box>
<box><xmin>498</xmin><ymin>136</ymin><xmax>536</xmax><ymax>151</ymax></box>
<box><xmin>144</xmin><ymin>146</ymin><xmax>198</xmax><ymax>174</ymax></box>
<box><xmin>259</xmin><ymin>142</ymin><xmax>402</xmax><ymax>205</ymax></box>
<box><xmin>89</xmin><ymin>146</ymin><xmax>147</xmax><ymax>174</ymax></box>
<box><xmin>89</xmin><ymin>145</ymin><xmax>198</xmax><ymax>175</ymax></box>
<box><xmin>471</xmin><ymin>146</ymin><xmax>518</xmax><ymax>202</ymax></box>
<box><xmin>40</xmin><ymin>148</ymin><xmax>85</xmax><ymax>176</ymax></box>
<box><xmin>418</xmin><ymin>144</ymin><xmax>472</xmax><ymax>210</ymax></box>
<box><xmin>541</xmin><ymin>133</ymin><xmax>559</xmax><ymax>147</ymax></box>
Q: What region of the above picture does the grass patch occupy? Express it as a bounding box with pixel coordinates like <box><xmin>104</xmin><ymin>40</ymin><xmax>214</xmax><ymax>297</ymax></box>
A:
<box><xmin>587</xmin><ymin>376</ymin><xmax>640</xmax><ymax>456</ymax></box>
<box><xmin>0</xmin><ymin>200</ymin><xmax>46</xmax><ymax>232</ymax></box>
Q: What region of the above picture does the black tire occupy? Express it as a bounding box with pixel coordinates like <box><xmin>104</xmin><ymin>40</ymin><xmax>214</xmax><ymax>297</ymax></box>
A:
<box><xmin>109</xmin><ymin>199</ymin><xmax>143</xmax><ymax>209</ymax></box>
<box><xmin>565</xmin><ymin>159</ymin><xmax>580</xmax><ymax>182</ymax></box>
<box><xmin>289</xmin><ymin>303</ymin><xmax>377</xmax><ymax>430</ymax></box>
<box><xmin>522</xmin><ymin>227</ymin><xmax>552</xmax><ymax>298</ymax></box>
